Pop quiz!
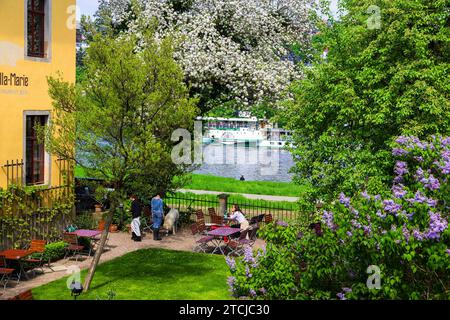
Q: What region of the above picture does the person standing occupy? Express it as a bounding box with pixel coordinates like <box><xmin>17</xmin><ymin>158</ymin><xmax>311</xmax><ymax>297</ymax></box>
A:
<box><xmin>151</xmin><ymin>192</ymin><xmax>164</xmax><ymax>241</ymax></box>
<box><xmin>130</xmin><ymin>194</ymin><xmax>142</xmax><ymax>242</ymax></box>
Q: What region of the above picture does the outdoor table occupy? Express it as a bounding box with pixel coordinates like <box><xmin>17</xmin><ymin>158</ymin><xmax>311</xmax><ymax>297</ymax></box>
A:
<box><xmin>206</xmin><ymin>227</ymin><xmax>241</xmax><ymax>255</ymax></box>
<box><xmin>0</xmin><ymin>249</ymin><xmax>36</xmax><ymax>281</ymax></box>
<box><xmin>73</xmin><ymin>229</ymin><xmax>102</xmax><ymax>238</ymax></box>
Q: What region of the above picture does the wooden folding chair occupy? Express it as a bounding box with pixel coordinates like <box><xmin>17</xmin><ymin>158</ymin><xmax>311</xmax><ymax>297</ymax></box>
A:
<box><xmin>0</xmin><ymin>255</ymin><xmax>15</xmax><ymax>291</ymax></box>
<box><xmin>62</xmin><ymin>233</ymin><xmax>85</xmax><ymax>261</ymax></box>
<box><xmin>227</xmin><ymin>229</ymin><xmax>251</xmax><ymax>257</ymax></box>
<box><xmin>190</xmin><ymin>223</ymin><xmax>214</xmax><ymax>253</ymax></box>
<box><xmin>24</xmin><ymin>239</ymin><xmax>48</xmax><ymax>274</ymax></box>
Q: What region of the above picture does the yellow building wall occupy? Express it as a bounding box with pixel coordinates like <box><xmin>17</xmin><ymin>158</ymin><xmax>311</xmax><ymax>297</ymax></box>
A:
<box><xmin>0</xmin><ymin>0</ymin><xmax>76</xmax><ymax>188</ymax></box>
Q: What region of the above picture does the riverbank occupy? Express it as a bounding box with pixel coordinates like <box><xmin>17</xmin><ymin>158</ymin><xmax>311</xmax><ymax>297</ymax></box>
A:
<box><xmin>182</xmin><ymin>174</ymin><xmax>308</xmax><ymax>197</ymax></box>
<box><xmin>75</xmin><ymin>167</ymin><xmax>308</xmax><ymax>198</ymax></box>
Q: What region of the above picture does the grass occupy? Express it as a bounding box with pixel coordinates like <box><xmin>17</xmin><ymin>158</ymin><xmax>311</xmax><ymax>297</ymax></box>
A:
<box><xmin>32</xmin><ymin>248</ymin><xmax>231</xmax><ymax>300</ymax></box>
<box><xmin>75</xmin><ymin>165</ymin><xmax>309</xmax><ymax>197</ymax></box>
<box><xmin>182</xmin><ymin>174</ymin><xmax>308</xmax><ymax>197</ymax></box>
<box><xmin>168</xmin><ymin>192</ymin><xmax>298</xmax><ymax>211</ymax></box>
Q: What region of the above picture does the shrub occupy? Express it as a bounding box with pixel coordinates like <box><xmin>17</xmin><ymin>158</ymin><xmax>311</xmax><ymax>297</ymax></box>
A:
<box><xmin>229</xmin><ymin>136</ymin><xmax>450</xmax><ymax>300</ymax></box>
<box><xmin>42</xmin><ymin>241</ymin><xmax>68</xmax><ymax>262</ymax></box>
<box><xmin>74</xmin><ymin>212</ymin><xmax>97</xmax><ymax>230</ymax></box>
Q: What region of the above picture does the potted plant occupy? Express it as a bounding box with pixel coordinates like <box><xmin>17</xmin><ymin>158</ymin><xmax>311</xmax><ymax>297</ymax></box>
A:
<box><xmin>98</xmin><ymin>211</ymin><xmax>109</xmax><ymax>231</ymax></box>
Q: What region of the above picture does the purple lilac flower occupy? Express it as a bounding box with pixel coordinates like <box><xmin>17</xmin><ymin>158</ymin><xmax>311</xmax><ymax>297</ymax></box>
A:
<box><xmin>226</xmin><ymin>256</ymin><xmax>236</xmax><ymax>271</ymax></box>
<box><xmin>245</xmin><ymin>266</ymin><xmax>252</xmax><ymax>278</ymax></box>
<box><xmin>336</xmin><ymin>292</ymin><xmax>347</xmax><ymax>300</ymax></box>
<box><xmin>322</xmin><ymin>210</ymin><xmax>336</xmax><ymax>231</ymax></box>
<box><xmin>346</xmin><ymin>231</ymin><xmax>353</xmax><ymax>237</ymax></box>
<box><xmin>259</xmin><ymin>288</ymin><xmax>267</xmax><ymax>295</ymax></box>
<box><xmin>243</xmin><ymin>246</ymin><xmax>255</xmax><ymax>264</ymax></box>
<box><xmin>227</xmin><ymin>276</ymin><xmax>236</xmax><ymax>292</ymax></box>
<box><xmin>376</xmin><ymin>210</ymin><xmax>386</xmax><ymax>219</ymax></box>
<box><xmin>392</xmin><ymin>148</ymin><xmax>408</xmax><ymax>156</ymax></box>
<box><xmin>249</xmin><ymin>289</ymin><xmax>257</xmax><ymax>297</ymax></box>
<box><xmin>425</xmin><ymin>212</ymin><xmax>448</xmax><ymax>240</ymax></box>
<box><xmin>441</xmin><ymin>137</ymin><xmax>450</xmax><ymax>146</ymax></box>
<box><xmin>339</xmin><ymin>193</ymin><xmax>351</xmax><ymax>207</ymax></box>
<box><xmin>276</xmin><ymin>220</ymin><xmax>289</xmax><ymax>227</ymax></box>
<box><xmin>374</xmin><ymin>195</ymin><xmax>381</xmax><ymax>201</ymax></box>
<box><xmin>363</xmin><ymin>225</ymin><xmax>372</xmax><ymax>236</ymax></box>
<box><xmin>394</xmin><ymin>161</ymin><xmax>409</xmax><ymax>176</ymax></box>
<box><xmin>361</xmin><ymin>190</ymin><xmax>371</xmax><ymax>200</ymax></box>
<box><xmin>408</xmin><ymin>190</ymin><xmax>427</xmax><ymax>204</ymax></box>
<box><xmin>351</xmin><ymin>207</ymin><xmax>359</xmax><ymax>218</ymax></box>
<box><xmin>391</xmin><ymin>225</ymin><xmax>397</xmax><ymax>231</ymax></box>
<box><xmin>351</xmin><ymin>220</ymin><xmax>361</xmax><ymax>229</ymax></box>
<box><xmin>402</xmin><ymin>225</ymin><xmax>410</xmax><ymax>242</ymax></box>
<box><xmin>395</xmin><ymin>136</ymin><xmax>409</xmax><ymax>145</ymax></box>
<box><xmin>413</xmin><ymin>230</ymin><xmax>424</xmax><ymax>241</ymax></box>
<box><xmin>426</xmin><ymin>198</ymin><xmax>438</xmax><ymax>207</ymax></box>
<box><xmin>392</xmin><ymin>184</ymin><xmax>407</xmax><ymax>198</ymax></box>
<box><xmin>446</xmin><ymin>249</ymin><xmax>450</xmax><ymax>256</ymax></box>
<box><xmin>342</xmin><ymin>287</ymin><xmax>352</xmax><ymax>293</ymax></box>
<box><xmin>423</xmin><ymin>174</ymin><xmax>440</xmax><ymax>190</ymax></box>
<box><xmin>414</xmin><ymin>156</ymin><xmax>424</xmax><ymax>163</ymax></box>
<box><xmin>383</xmin><ymin>199</ymin><xmax>402</xmax><ymax>213</ymax></box>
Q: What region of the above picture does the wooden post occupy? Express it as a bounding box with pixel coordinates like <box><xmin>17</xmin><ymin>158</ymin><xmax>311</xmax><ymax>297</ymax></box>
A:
<box><xmin>217</xmin><ymin>193</ymin><xmax>229</xmax><ymax>217</ymax></box>
<box><xmin>83</xmin><ymin>208</ymin><xmax>113</xmax><ymax>292</ymax></box>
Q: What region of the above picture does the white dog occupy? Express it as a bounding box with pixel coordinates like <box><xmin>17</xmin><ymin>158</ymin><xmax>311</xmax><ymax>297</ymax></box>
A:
<box><xmin>163</xmin><ymin>208</ymin><xmax>180</xmax><ymax>235</ymax></box>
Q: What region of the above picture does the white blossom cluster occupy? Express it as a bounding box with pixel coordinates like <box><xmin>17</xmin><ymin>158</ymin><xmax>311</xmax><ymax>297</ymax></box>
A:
<box><xmin>97</xmin><ymin>0</ymin><xmax>315</xmax><ymax>109</ymax></box>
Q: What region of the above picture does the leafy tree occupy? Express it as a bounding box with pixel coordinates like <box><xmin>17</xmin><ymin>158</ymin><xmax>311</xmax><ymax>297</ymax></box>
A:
<box><xmin>42</xmin><ymin>31</ymin><xmax>198</xmax><ymax>290</ymax></box>
<box><xmin>94</xmin><ymin>0</ymin><xmax>315</xmax><ymax>113</ymax></box>
<box><xmin>286</xmin><ymin>0</ymin><xmax>450</xmax><ymax>205</ymax></box>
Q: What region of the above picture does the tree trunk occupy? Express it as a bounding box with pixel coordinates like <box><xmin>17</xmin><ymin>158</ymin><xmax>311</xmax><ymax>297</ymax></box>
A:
<box><xmin>83</xmin><ymin>205</ymin><xmax>114</xmax><ymax>292</ymax></box>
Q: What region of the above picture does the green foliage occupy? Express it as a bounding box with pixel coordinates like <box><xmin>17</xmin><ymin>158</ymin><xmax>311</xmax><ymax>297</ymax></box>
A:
<box><xmin>42</xmin><ymin>241</ymin><xmax>68</xmax><ymax>262</ymax></box>
<box><xmin>44</xmin><ymin>29</ymin><xmax>199</xmax><ymax>215</ymax></box>
<box><xmin>181</xmin><ymin>174</ymin><xmax>310</xmax><ymax>197</ymax></box>
<box><xmin>74</xmin><ymin>212</ymin><xmax>97</xmax><ymax>230</ymax></box>
<box><xmin>286</xmin><ymin>0</ymin><xmax>450</xmax><ymax>203</ymax></box>
<box><xmin>229</xmin><ymin>136</ymin><xmax>450</xmax><ymax>299</ymax></box>
<box><xmin>0</xmin><ymin>185</ymin><xmax>74</xmax><ymax>249</ymax></box>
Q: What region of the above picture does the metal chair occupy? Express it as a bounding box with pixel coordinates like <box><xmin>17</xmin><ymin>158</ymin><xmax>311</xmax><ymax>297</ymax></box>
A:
<box><xmin>190</xmin><ymin>223</ymin><xmax>214</xmax><ymax>253</ymax></box>
<box><xmin>227</xmin><ymin>229</ymin><xmax>251</xmax><ymax>257</ymax></box>
<box><xmin>62</xmin><ymin>233</ymin><xmax>85</xmax><ymax>261</ymax></box>
<box><xmin>0</xmin><ymin>255</ymin><xmax>15</xmax><ymax>291</ymax></box>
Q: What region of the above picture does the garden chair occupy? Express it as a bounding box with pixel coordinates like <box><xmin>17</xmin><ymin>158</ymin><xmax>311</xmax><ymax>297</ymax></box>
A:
<box><xmin>264</xmin><ymin>214</ymin><xmax>273</xmax><ymax>224</ymax></box>
<box><xmin>23</xmin><ymin>239</ymin><xmax>47</xmax><ymax>275</ymax></box>
<box><xmin>190</xmin><ymin>223</ymin><xmax>214</xmax><ymax>253</ymax></box>
<box><xmin>0</xmin><ymin>255</ymin><xmax>15</xmax><ymax>291</ymax></box>
<box><xmin>208</xmin><ymin>208</ymin><xmax>216</xmax><ymax>216</ymax></box>
<box><xmin>141</xmin><ymin>206</ymin><xmax>153</xmax><ymax>233</ymax></box>
<box><xmin>62</xmin><ymin>233</ymin><xmax>85</xmax><ymax>261</ymax></box>
<box><xmin>226</xmin><ymin>229</ymin><xmax>251</xmax><ymax>257</ymax></box>
<box><xmin>248</xmin><ymin>224</ymin><xmax>259</xmax><ymax>246</ymax></box>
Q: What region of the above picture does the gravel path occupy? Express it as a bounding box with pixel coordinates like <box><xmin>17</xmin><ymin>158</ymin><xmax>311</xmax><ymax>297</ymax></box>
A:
<box><xmin>0</xmin><ymin>228</ymin><xmax>265</xmax><ymax>300</ymax></box>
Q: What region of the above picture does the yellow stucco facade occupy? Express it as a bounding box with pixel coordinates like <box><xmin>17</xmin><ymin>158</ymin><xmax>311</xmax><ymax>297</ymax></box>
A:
<box><xmin>0</xmin><ymin>0</ymin><xmax>76</xmax><ymax>188</ymax></box>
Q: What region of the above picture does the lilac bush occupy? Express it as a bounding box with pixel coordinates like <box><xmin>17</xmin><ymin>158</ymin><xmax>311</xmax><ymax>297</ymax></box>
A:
<box><xmin>227</xmin><ymin>136</ymin><xmax>450</xmax><ymax>300</ymax></box>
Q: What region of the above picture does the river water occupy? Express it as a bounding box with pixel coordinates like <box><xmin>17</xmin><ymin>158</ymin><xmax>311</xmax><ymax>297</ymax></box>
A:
<box><xmin>194</xmin><ymin>143</ymin><xmax>295</xmax><ymax>182</ymax></box>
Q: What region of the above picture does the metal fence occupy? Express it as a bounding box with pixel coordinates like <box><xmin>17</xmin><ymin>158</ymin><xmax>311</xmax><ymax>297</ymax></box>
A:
<box><xmin>0</xmin><ymin>185</ymin><xmax>74</xmax><ymax>250</ymax></box>
<box><xmin>165</xmin><ymin>193</ymin><xmax>298</xmax><ymax>224</ymax></box>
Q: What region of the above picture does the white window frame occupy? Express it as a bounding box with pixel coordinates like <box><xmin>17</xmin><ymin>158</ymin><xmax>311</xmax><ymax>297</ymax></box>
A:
<box><xmin>24</xmin><ymin>0</ymin><xmax>52</xmax><ymax>62</ymax></box>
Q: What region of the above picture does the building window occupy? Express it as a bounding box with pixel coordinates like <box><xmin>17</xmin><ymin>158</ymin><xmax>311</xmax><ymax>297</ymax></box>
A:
<box><xmin>27</xmin><ymin>0</ymin><xmax>46</xmax><ymax>58</ymax></box>
<box><xmin>26</xmin><ymin>115</ymin><xmax>47</xmax><ymax>185</ymax></box>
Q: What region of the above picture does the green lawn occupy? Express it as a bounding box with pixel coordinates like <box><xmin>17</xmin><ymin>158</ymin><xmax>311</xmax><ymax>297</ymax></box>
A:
<box><xmin>75</xmin><ymin>165</ymin><xmax>309</xmax><ymax>197</ymax></box>
<box><xmin>32</xmin><ymin>248</ymin><xmax>232</xmax><ymax>300</ymax></box>
<box><xmin>182</xmin><ymin>174</ymin><xmax>308</xmax><ymax>197</ymax></box>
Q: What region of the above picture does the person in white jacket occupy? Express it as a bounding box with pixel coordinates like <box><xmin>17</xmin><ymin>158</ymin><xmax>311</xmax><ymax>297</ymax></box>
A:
<box><xmin>228</xmin><ymin>204</ymin><xmax>249</xmax><ymax>233</ymax></box>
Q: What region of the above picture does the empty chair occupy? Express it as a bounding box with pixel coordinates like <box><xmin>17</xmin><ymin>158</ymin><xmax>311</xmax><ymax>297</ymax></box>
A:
<box><xmin>190</xmin><ymin>223</ymin><xmax>214</xmax><ymax>253</ymax></box>
<box><xmin>227</xmin><ymin>229</ymin><xmax>251</xmax><ymax>257</ymax></box>
<box><xmin>264</xmin><ymin>214</ymin><xmax>273</xmax><ymax>224</ymax></box>
<box><xmin>24</xmin><ymin>239</ymin><xmax>47</xmax><ymax>274</ymax></box>
<box><xmin>0</xmin><ymin>255</ymin><xmax>15</xmax><ymax>291</ymax></box>
<box><xmin>62</xmin><ymin>233</ymin><xmax>85</xmax><ymax>261</ymax></box>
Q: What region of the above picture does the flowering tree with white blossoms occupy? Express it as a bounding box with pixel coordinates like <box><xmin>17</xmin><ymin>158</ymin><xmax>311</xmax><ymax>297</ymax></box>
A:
<box><xmin>96</xmin><ymin>0</ymin><xmax>316</xmax><ymax>112</ymax></box>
